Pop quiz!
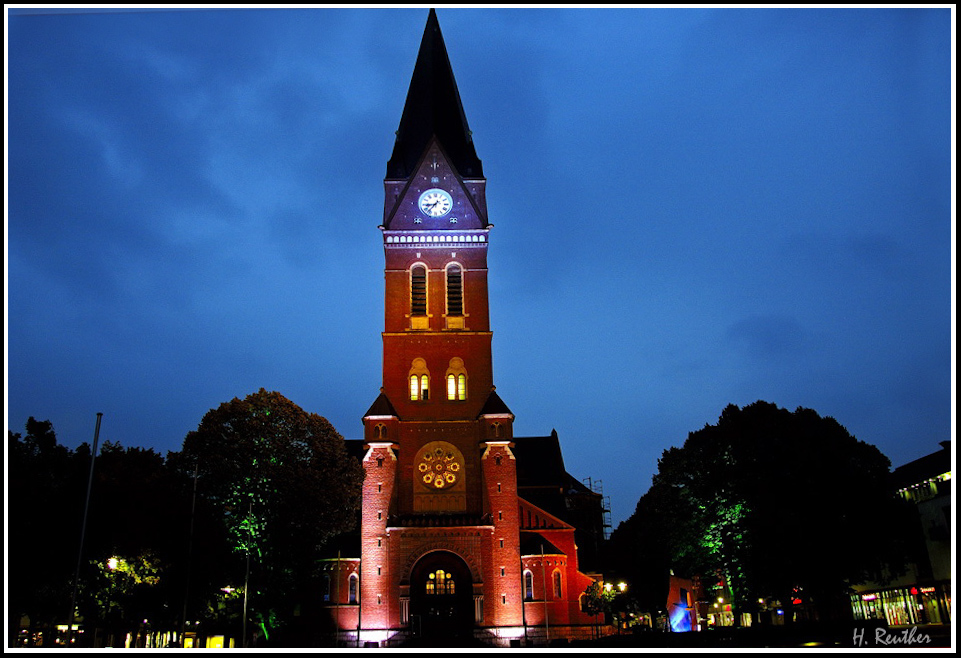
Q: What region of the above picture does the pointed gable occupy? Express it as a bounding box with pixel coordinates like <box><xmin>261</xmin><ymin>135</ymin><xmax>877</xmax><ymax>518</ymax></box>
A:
<box><xmin>519</xmin><ymin>532</ymin><xmax>566</xmax><ymax>557</ymax></box>
<box><xmin>383</xmin><ymin>138</ymin><xmax>488</xmax><ymax>230</ymax></box>
<box><xmin>363</xmin><ymin>390</ymin><xmax>398</xmax><ymax>419</ymax></box>
<box><xmin>478</xmin><ymin>388</ymin><xmax>513</xmax><ymax>418</ymax></box>
<box><xmin>386</xmin><ymin>9</ymin><xmax>483</xmax><ymax>180</ymax></box>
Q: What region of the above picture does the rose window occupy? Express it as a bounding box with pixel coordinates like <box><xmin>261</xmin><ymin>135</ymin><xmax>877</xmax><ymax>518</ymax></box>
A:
<box><xmin>417</xmin><ymin>447</ymin><xmax>460</xmax><ymax>489</ymax></box>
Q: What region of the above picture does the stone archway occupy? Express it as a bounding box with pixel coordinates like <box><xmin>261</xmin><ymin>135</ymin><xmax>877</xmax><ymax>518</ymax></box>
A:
<box><xmin>409</xmin><ymin>550</ymin><xmax>475</xmax><ymax>640</ymax></box>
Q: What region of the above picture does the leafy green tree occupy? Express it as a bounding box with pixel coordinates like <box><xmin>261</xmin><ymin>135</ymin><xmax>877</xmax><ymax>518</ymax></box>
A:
<box><xmin>83</xmin><ymin>553</ymin><xmax>163</xmax><ymax>647</ymax></box>
<box><xmin>169</xmin><ymin>389</ymin><xmax>363</xmax><ymax>645</ymax></box>
<box><xmin>610</xmin><ymin>401</ymin><xmax>910</xmax><ymax>626</ymax></box>
<box><xmin>582</xmin><ymin>581</ymin><xmax>618</xmax><ymax>618</ymax></box>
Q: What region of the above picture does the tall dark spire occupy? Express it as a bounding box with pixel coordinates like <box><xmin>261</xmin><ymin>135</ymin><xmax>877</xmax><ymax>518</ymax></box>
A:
<box><xmin>386</xmin><ymin>9</ymin><xmax>483</xmax><ymax>180</ymax></box>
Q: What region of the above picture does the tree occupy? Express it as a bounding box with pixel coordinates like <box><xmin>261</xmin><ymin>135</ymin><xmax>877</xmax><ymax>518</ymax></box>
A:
<box><xmin>169</xmin><ymin>389</ymin><xmax>363</xmax><ymax>644</ymax></box>
<box><xmin>75</xmin><ymin>442</ymin><xmax>187</xmax><ymax>646</ymax></box>
<box><xmin>7</xmin><ymin>419</ymin><xmax>87</xmax><ymax>646</ymax></box>
<box><xmin>610</xmin><ymin>401</ymin><xmax>911</xmax><ymax>627</ymax></box>
<box><xmin>9</xmin><ymin>418</ymin><xmax>191</xmax><ymax>648</ymax></box>
<box><xmin>83</xmin><ymin>553</ymin><xmax>163</xmax><ymax>647</ymax></box>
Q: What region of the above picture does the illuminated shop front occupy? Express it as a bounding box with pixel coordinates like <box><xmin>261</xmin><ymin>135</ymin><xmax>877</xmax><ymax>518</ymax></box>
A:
<box><xmin>851</xmin><ymin>584</ymin><xmax>951</xmax><ymax>626</ymax></box>
<box><xmin>851</xmin><ymin>443</ymin><xmax>951</xmax><ymax>628</ymax></box>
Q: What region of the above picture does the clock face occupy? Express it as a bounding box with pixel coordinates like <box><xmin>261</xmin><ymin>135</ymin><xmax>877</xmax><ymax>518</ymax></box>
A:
<box><xmin>418</xmin><ymin>189</ymin><xmax>453</xmax><ymax>217</ymax></box>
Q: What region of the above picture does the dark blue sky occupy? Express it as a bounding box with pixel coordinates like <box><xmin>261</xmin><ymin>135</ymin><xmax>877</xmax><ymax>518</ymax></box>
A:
<box><xmin>6</xmin><ymin>7</ymin><xmax>953</xmax><ymax>525</ymax></box>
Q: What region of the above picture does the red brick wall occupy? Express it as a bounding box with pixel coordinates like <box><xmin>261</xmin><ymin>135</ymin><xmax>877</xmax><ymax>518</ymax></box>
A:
<box><xmin>360</xmin><ymin>442</ymin><xmax>398</xmax><ymax>631</ymax></box>
<box><xmin>318</xmin><ymin>558</ymin><xmax>360</xmax><ymax>630</ymax></box>
<box><xmin>383</xmin><ymin>239</ymin><xmax>490</xmax><ymax>334</ymax></box>
<box><xmin>481</xmin><ymin>441</ymin><xmax>523</xmax><ymax>627</ymax></box>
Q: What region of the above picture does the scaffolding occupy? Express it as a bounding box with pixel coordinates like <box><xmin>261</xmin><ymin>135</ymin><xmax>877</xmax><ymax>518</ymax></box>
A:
<box><xmin>581</xmin><ymin>477</ymin><xmax>613</xmax><ymax>540</ymax></box>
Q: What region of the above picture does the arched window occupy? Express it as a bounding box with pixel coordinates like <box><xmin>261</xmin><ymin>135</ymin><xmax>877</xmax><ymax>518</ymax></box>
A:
<box><xmin>445</xmin><ymin>358</ymin><xmax>467</xmax><ymax>401</ymax></box>
<box><xmin>446</xmin><ymin>263</ymin><xmax>463</xmax><ymax>316</ymax></box>
<box><xmin>445</xmin><ymin>373</ymin><xmax>467</xmax><ymax>400</ymax></box>
<box><xmin>410</xmin><ymin>265</ymin><xmax>427</xmax><ymax>317</ymax></box>
<box><xmin>323</xmin><ymin>573</ymin><xmax>331</xmax><ymax>602</ymax></box>
<box><xmin>524</xmin><ymin>570</ymin><xmax>534</xmax><ymax>600</ymax></box>
<box><xmin>553</xmin><ymin>570</ymin><xmax>563</xmax><ymax>599</ymax></box>
<box><xmin>348</xmin><ymin>574</ymin><xmax>358</xmax><ymax>604</ymax></box>
<box><xmin>409</xmin><ymin>359</ymin><xmax>429</xmax><ymax>401</ymax></box>
<box><xmin>373</xmin><ymin>423</ymin><xmax>387</xmax><ymax>439</ymax></box>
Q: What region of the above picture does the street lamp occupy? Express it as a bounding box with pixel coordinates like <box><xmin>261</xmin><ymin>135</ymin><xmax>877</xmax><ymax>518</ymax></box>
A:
<box><xmin>615</xmin><ymin>583</ymin><xmax>628</xmax><ymax>633</ymax></box>
<box><xmin>104</xmin><ymin>556</ymin><xmax>120</xmax><ymax>648</ymax></box>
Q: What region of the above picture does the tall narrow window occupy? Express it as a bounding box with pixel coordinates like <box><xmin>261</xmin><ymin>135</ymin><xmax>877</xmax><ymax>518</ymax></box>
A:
<box><xmin>411</xmin><ymin>265</ymin><xmax>427</xmax><ymax>316</ymax></box>
<box><xmin>445</xmin><ymin>358</ymin><xmax>467</xmax><ymax>401</ymax></box>
<box><xmin>409</xmin><ymin>359</ymin><xmax>430</xmax><ymax>401</ymax></box>
<box><xmin>348</xmin><ymin>574</ymin><xmax>358</xmax><ymax>604</ymax></box>
<box><xmin>553</xmin><ymin>570</ymin><xmax>563</xmax><ymax>599</ymax></box>
<box><xmin>524</xmin><ymin>571</ymin><xmax>534</xmax><ymax>600</ymax></box>
<box><xmin>446</xmin><ymin>264</ymin><xmax>463</xmax><ymax>316</ymax></box>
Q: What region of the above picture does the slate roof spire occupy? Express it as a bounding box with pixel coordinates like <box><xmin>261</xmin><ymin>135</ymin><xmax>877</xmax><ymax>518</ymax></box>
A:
<box><xmin>386</xmin><ymin>9</ymin><xmax>483</xmax><ymax>180</ymax></box>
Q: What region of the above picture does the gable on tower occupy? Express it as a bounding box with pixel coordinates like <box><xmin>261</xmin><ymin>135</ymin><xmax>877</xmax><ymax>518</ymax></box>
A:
<box><xmin>383</xmin><ymin>138</ymin><xmax>488</xmax><ymax>231</ymax></box>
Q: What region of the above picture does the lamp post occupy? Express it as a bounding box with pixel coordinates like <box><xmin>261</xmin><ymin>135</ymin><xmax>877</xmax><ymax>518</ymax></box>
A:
<box><xmin>180</xmin><ymin>461</ymin><xmax>198</xmax><ymax>648</ymax></box>
<box><xmin>242</xmin><ymin>501</ymin><xmax>252</xmax><ymax>649</ymax></box>
<box><xmin>104</xmin><ymin>557</ymin><xmax>118</xmax><ymax>647</ymax></box>
<box><xmin>616</xmin><ymin>582</ymin><xmax>627</xmax><ymax>634</ymax></box>
<box><xmin>540</xmin><ymin>545</ymin><xmax>549</xmax><ymax>645</ymax></box>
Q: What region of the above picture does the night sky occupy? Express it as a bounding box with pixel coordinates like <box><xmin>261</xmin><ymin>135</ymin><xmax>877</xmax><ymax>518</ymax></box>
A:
<box><xmin>6</xmin><ymin>7</ymin><xmax>953</xmax><ymax>526</ymax></box>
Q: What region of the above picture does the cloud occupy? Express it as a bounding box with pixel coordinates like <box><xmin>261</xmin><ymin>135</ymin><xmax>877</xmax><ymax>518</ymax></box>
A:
<box><xmin>725</xmin><ymin>313</ymin><xmax>811</xmax><ymax>359</ymax></box>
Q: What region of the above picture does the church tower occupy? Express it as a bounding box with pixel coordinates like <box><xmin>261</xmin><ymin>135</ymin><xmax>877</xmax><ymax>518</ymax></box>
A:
<box><xmin>326</xmin><ymin>10</ymin><xmax>603</xmax><ymax>646</ymax></box>
<box><xmin>359</xmin><ymin>9</ymin><xmax>522</xmax><ymax>641</ymax></box>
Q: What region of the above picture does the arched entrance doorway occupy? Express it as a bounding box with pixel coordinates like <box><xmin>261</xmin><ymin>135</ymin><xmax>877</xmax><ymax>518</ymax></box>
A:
<box><xmin>409</xmin><ymin>550</ymin><xmax>475</xmax><ymax>640</ymax></box>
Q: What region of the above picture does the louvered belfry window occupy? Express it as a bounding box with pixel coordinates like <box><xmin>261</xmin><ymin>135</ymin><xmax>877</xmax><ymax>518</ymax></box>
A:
<box><xmin>411</xmin><ymin>265</ymin><xmax>427</xmax><ymax>316</ymax></box>
<box><xmin>447</xmin><ymin>264</ymin><xmax>463</xmax><ymax>316</ymax></box>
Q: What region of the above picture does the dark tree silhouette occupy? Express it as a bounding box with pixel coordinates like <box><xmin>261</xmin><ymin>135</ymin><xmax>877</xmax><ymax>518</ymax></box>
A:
<box><xmin>9</xmin><ymin>418</ymin><xmax>191</xmax><ymax>648</ymax></box>
<box><xmin>8</xmin><ymin>419</ymin><xmax>84</xmax><ymax>646</ymax></box>
<box><xmin>610</xmin><ymin>401</ymin><xmax>911</xmax><ymax>626</ymax></box>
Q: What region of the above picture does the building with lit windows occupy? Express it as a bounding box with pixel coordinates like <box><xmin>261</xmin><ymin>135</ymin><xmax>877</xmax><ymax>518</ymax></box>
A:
<box><xmin>318</xmin><ymin>10</ymin><xmax>605</xmax><ymax>646</ymax></box>
<box><xmin>850</xmin><ymin>441</ymin><xmax>951</xmax><ymax>625</ymax></box>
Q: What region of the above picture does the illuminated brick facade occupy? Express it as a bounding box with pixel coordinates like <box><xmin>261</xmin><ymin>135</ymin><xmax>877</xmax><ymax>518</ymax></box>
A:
<box><xmin>324</xmin><ymin>11</ymin><xmax>601</xmax><ymax>645</ymax></box>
